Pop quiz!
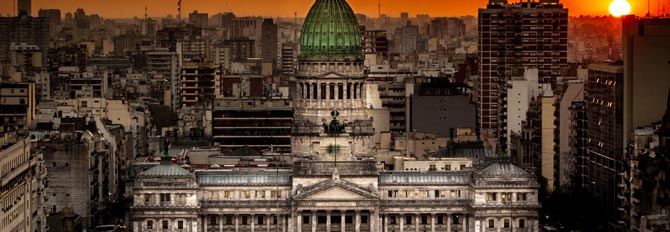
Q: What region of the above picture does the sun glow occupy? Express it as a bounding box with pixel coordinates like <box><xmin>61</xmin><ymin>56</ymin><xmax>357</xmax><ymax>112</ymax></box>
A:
<box><xmin>609</xmin><ymin>0</ymin><xmax>632</xmax><ymax>17</ymax></box>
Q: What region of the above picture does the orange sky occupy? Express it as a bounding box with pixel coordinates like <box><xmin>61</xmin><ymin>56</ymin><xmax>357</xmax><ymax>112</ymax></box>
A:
<box><xmin>0</xmin><ymin>0</ymin><xmax>659</xmax><ymax>18</ymax></box>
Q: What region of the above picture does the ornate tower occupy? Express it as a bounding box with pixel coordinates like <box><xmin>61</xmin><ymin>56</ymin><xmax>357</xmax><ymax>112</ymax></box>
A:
<box><xmin>292</xmin><ymin>0</ymin><xmax>374</xmax><ymax>160</ymax></box>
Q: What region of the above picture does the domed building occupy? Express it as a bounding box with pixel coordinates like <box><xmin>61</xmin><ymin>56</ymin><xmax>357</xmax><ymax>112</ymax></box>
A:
<box><xmin>128</xmin><ymin>1</ymin><xmax>541</xmax><ymax>231</ymax></box>
<box><xmin>292</xmin><ymin>0</ymin><xmax>375</xmax><ymax>160</ymax></box>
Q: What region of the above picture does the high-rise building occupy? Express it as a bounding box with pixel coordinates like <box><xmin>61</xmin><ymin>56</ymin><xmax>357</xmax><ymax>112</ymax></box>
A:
<box><xmin>188</xmin><ymin>10</ymin><xmax>209</xmax><ymax>28</ymax></box>
<box><xmin>261</xmin><ymin>18</ymin><xmax>277</xmax><ymax>72</ymax></box>
<box><xmin>393</xmin><ymin>21</ymin><xmax>419</xmax><ymax>54</ymax></box>
<box><xmin>622</xmin><ymin>16</ymin><xmax>670</xmax><ymax>148</ymax></box>
<box><xmin>477</xmin><ymin>0</ymin><xmax>568</xmax><ymax>137</ymax></box>
<box><xmin>38</xmin><ymin>9</ymin><xmax>61</xmax><ymax>34</ymax></box>
<box><xmin>17</xmin><ymin>0</ymin><xmax>31</xmax><ymax>16</ymax></box>
<box><xmin>0</xmin><ymin>14</ymin><xmax>49</xmax><ymax>65</ymax></box>
<box><xmin>430</xmin><ymin>17</ymin><xmax>465</xmax><ymax>39</ymax></box>
<box><xmin>180</xmin><ymin>62</ymin><xmax>220</xmax><ymax>107</ymax></box>
<box><xmin>584</xmin><ymin>62</ymin><xmax>624</xmax><ymax>231</ymax></box>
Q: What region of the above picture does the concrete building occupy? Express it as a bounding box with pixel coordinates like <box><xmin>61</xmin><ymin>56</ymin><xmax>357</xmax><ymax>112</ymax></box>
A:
<box><xmin>17</xmin><ymin>0</ymin><xmax>31</xmax><ymax>16</ymax></box>
<box><xmin>188</xmin><ymin>10</ymin><xmax>208</xmax><ymax>28</ymax></box>
<box><xmin>555</xmin><ymin>79</ymin><xmax>584</xmax><ymax>191</ymax></box>
<box><xmin>0</xmin><ymin>14</ymin><xmax>49</xmax><ymax>65</ymax></box>
<box><xmin>477</xmin><ymin>0</ymin><xmax>568</xmax><ymax>135</ymax></box>
<box><xmin>212</xmin><ymin>98</ymin><xmax>294</xmax><ymax>153</ymax></box>
<box><xmin>37</xmin><ymin>9</ymin><xmax>61</xmax><ymax>35</ymax></box>
<box><xmin>622</xmin><ymin>16</ymin><xmax>670</xmax><ymax>150</ymax></box>
<box><xmin>393</xmin><ymin>21</ymin><xmax>420</xmax><ymax>54</ymax></box>
<box><xmin>1</xmin><ymin>134</ymin><xmax>47</xmax><ymax>232</ymax></box>
<box><xmin>261</xmin><ymin>19</ymin><xmax>278</xmax><ymax>72</ymax></box>
<box><xmin>0</xmin><ymin>82</ymin><xmax>35</xmax><ymax>137</ymax></box>
<box><xmin>180</xmin><ymin>62</ymin><xmax>221</xmax><ymax>107</ymax></box>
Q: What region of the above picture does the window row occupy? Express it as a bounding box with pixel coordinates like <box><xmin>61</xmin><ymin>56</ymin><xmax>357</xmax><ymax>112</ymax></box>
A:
<box><xmin>299</xmin><ymin>82</ymin><xmax>363</xmax><ymax>100</ymax></box>
<box><xmin>385</xmin><ymin>189</ymin><xmax>462</xmax><ymax>199</ymax></box>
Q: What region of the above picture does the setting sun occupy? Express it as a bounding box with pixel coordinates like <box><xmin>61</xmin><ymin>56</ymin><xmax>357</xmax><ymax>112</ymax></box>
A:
<box><xmin>609</xmin><ymin>0</ymin><xmax>632</xmax><ymax>17</ymax></box>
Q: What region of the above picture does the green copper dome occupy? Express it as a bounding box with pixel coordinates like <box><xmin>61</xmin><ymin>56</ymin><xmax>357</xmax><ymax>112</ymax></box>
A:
<box><xmin>300</xmin><ymin>0</ymin><xmax>362</xmax><ymax>60</ymax></box>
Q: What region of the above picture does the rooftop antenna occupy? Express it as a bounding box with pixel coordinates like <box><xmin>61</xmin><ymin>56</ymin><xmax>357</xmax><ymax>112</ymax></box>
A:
<box><xmin>648</xmin><ymin>0</ymin><xmax>651</xmax><ymax>17</ymax></box>
<box><xmin>295</xmin><ymin>11</ymin><xmax>297</xmax><ymax>25</ymax></box>
<box><xmin>144</xmin><ymin>5</ymin><xmax>148</xmax><ymax>20</ymax></box>
<box><xmin>378</xmin><ymin>0</ymin><xmax>381</xmax><ymax>18</ymax></box>
<box><xmin>177</xmin><ymin>0</ymin><xmax>182</xmax><ymax>27</ymax></box>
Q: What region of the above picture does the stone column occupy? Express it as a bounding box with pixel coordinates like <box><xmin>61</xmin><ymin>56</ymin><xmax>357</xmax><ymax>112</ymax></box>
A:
<box><xmin>399</xmin><ymin>214</ymin><xmax>404</xmax><ymax>232</ymax></box>
<box><xmin>326</xmin><ymin>211</ymin><xmax>331</xmax><ymax>232</ymax></box>
<box><xmin>431</xmin><ymin>213</ymin><xmax>435</xmax><ymax>232</ymax></box>
<box><xmin>294</xmin><ymin>212</ymin><xmax>300</xmax><ymax>232</ymax></box>
<box><xmin>251</xmin><ymin>214</ymin><xmax>255</xmax><ymax>232</ymax></box>
<box><xmin>370</xmin><ymin>210</ymin><xmax>378</xmax><ymax>232</ymax></box>
<box><xmin>311</xmin><ymin>211</ymin><xmax>317</xmax><ymax>232</ymax></box>
<box><xmin>355</xmin><ymin>210</ymin><xmax>361</xmax><ymax>232</ymax></box>
<box><xmin>341</xmin><ymin>210</ymin><xmax>346</xmax><ymax>232</ymax></box>
<box><xmin>326</xmin><ymin>82</ymin><xmax>331</xmax><ymax>100</ymax></box>
<box><xmin>220</xmin><ymin>215</ymin><xmax>224</xmax><ymax>232</ymax></box>
<box><xmin>415</xmin><ymin>214</ymin><xmax>420</xmax><ymax>232</ymax></box>
<box><xmin>235</xmin><ymin>214</ymin><xmax>239</xmax><ymax>232</ymax></box>
<box><xmin>267</xmin><ymin>215</ymin><xmax>271</xmax><ymax>232</ymax></box>
<box><xmin>447</xmin><ymin>214</ymin><xmax>451</xmax><ymax>232</ymax></box>
<box><xmin>204</xmin><ymin>215</ymin><xmax>208</xmax><ymax>232</ymax></box>
<box><xmin>317</xmin><ymin>83</ymin><xmax>322</xmax><ymax>101</ymax></box>
<box><xmin>383</xmin><ymin>214</ymin><xmax>388</xmax><ymax>232</ymax></box>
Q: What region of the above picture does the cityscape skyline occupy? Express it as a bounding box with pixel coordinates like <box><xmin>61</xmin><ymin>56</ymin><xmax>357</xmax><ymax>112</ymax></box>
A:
<box><xmin>0</xmin><ymin>0</ymin><xmax>664</xmax><ymax>18</ymax></box>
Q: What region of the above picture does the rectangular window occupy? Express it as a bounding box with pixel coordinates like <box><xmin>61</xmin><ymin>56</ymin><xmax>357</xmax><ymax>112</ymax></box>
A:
<box><xmin>488</xmin><ymin>193</ymin><xmax>497</xmax><ymax>201</ymax></box>
<box><xmin>460</xmin><ymin>164</ymin><xmax>466</xmax><ymax>170</ymax></box>
<box><xmin>162</xmin><ymin>220</ymin><xmax>169</xmax><ymax>229</ymax></box>
<box><xmin>244</xmin><ymin>191</ymin><xmax>251</xmax><ymax>198</ymax></box>
<box><xmin>226</xmin><ymin>216</ymin><xmax>232</xmax><ymax>225</ymax></box>
<box><xmin>445</xmin><ymin>165</ymin><xmax>451</xmax><ymax>170</ymax></box>
<box><xmin>429</xmin><ymin>164</ymin><xmax>437</xmax><ymax>171</ymax></box>
<box><xmin>210</xmin><ymin>216</ymin><xmax>217</xmax><ymax>225</ymax></box>
<box><xmin>406</xmin><ymin>215</ymin><xmax>412</xmax><ymax>225</ymax></box>
<box><xmin>434</xmin><ymin>190</ymin><xmax>440</xmax><ymax>198</ymax></box>
<box><xmin>437</xmin><ymin>216</ymin><xmax>444</xmax><ymax>224</ymax></box>
<box><xmin>390</xmin><ymin>216</ymin><xmax>397</xmax><ymax>225</ymax></box>
<box><xmin>147</xmin><ymin>220</ymin><xmax>153</xmax><ymax>229</ymax></box>
<box><xmin>303</xmin><ymin>216</ymin><xmax>310</xmax><ymax>224</ymax></box>
<box><xmin>504</xmin><ymin>219</ymin><xmax>510</xmax><ymax>228</ymax></box>
<box><xmin>258</xmin><ymin>216</ymin><xmax>264</xmax><ymax>225</ymax></box>
<box><xmin>488</xmin><ymin>219</ymin><xmax>495</xmax><ymax>228</ymax></box>
<box><xmin>361</xmin><ymin>215</ymin><xmax>368</xmax><ymax>224</ymax></box>
<box><xmin>452</xmin><ymin>214</ymin><xmax>461</xmax><ymax>225</ymax></box>
<box><xmin>451</xmin><ymin>190</ymin><xmax>461</xmax><ymax>198</ymax></box>
<box><xmin>160</xmin><ymin>193</ymin><xmax>171</xmax><ymax>203</ymax></box>
<box><xmin>501</xmin><ymin>193</ymin><xmax>512</xmax><ymax>202</ymax></box>
<box><xmin>224</xmin><ymin>191</ymin><xmax>230</xmax><ymax>198</ymax></box>
<box><xmin>144</xmin><ymin>194</ymin><xmax>151</xmax><ymax>203</ymax></box>
<box><xmin>421</xmin><ymin>215</ymin><xmax>428</xmax><ymax>224</ymax></box>
<box><xmin>517</xmin><ymin>193</ymin><xmax>527</xmax><ymax>201</ymax></box>
<box><xmin>178</xmin><ymin>221</ymin><xmax>183</xmax><ymax>229</ymax></box>
<box><xmin>519</xmin><ymin>219</ymin><xmax>525</xmax><ymax>228</ymax></box>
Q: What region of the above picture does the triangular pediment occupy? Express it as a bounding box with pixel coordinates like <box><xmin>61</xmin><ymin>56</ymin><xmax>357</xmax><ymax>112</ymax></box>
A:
<box><xmin>320</xmin><ymin>72</ymin><xmax>345</xmax><ymax>78</ymax></box>
<box><xmin>304</xmin><ymin>185</ymin><xmax>368</xmax><ymax>200</ymax></box>
<box><xmin>294</xmin><ymin>179</ymin><xmax>378</xmax><ymax>200</ymax></box>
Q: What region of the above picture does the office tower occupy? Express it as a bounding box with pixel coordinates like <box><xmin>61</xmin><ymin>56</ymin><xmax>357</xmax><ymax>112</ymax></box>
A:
<box><xmin>477</xmin><ymin>0</ymin><xmax>568</xmax><ymax>138</ymax></box>
<box><xmin>280</xmin><ymin>44</ymin><xmax>295</xmax><ymax>76</ymax></box>
<box><xmin>584</xmin><ymin>62</ymin><xmax>624</xmax><ymax>231</ymax></box>
<box><xmin>18</xmin><ymin>0</ymin><xmax>31</xmax><ymax>16</ymax></box>
<box><xmin>0</xmin><ymin>14</ymin><xmax>49</xmax><ymax>65</ymax></box>
<box><xmin>261</xmin><ymin>18</ymin><xmax>277</xmax><ymax>72</ymax></box>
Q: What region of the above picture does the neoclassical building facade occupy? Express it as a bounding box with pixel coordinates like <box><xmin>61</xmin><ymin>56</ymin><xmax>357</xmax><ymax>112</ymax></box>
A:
<box><xmin>131</xmin><ymin>160</ymin><xmax>540</xmax><ymax>232</ymax></box>
<box><xmin>130</xmin><ymin>0</ymin><xmax>540</xmax><ymax>231</ymax></box>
